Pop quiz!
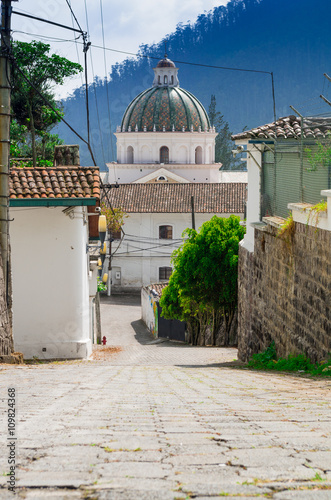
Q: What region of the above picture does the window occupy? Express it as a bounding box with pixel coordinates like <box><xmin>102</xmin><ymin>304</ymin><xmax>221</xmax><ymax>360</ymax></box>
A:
<box><xmin>159</xmin><ymin>266</ymin><xmax>172</xmax><ymax>281</ymax></box>
<box><xmin>164</xmin><ymin>75</ymin><xmax>168</xmax><ymax>84</ymax></box>
<box><xmin>195</xmin><ymin>146</ymin><xmax>203</xmax><ymax>164</ymax></box>
<box><xmin>160</xmin><ymin>146</ymin><xmax>169</xmax><ymax>164</ymax></box>
<box><xmin>127</xmin><ymin>145</ymin><xmax>134</xmax><ymax>164</ymax></box>
<box><xmin>159</xmin><ymin>225</ymin><xmax>172</xmax><ymax>239</ymax></box>
<box><xmin>170</xmin><ymin>75</ymin><xmax>174</xmax><ymax>85</ymax></box>
<box><xmin>158</xmin><ymin>75</ymin><xmax>161</xmax><ymax>84</ymax></box>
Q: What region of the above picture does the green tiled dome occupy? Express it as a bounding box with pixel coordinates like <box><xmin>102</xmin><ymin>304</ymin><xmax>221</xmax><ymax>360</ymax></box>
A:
<box><xmin>121</xmin><ymin>87</ymin><xmax>211</xmax><ymax>132</ymax></box>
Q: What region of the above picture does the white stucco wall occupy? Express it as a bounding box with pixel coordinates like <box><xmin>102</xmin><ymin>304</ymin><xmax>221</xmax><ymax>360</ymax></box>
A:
<box><xmin>10</xmin><ymin>205</ymin><xmax>92</xmax><ymax>360</ymax></box>
<box><xmin>219</xmin><ymin>171</ymin><xmax>248</xmax><ymax>183</ymax></box>
<box><xmin>110</xmin><ymin>211</ymin><xmax>243</xmax><ymax>291</ymax></box>
<box><xmin>106</xmin><ymin>163</ymin><xmax>220</xmax><ymax>184</ymax></box>
<box><xmin>234</xmin><ymin>142</ymin><xmax>262</xmax><ymax>252</ymax></box>
<box><xmin>288</xmin><ymin>189</ymin><xmax>331</xmax><ymax>232</ymax></box>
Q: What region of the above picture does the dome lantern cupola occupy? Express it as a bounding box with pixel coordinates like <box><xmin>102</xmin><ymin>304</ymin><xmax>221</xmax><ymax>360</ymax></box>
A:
<box><xmin>152</xmin><ymin>52</ymin><xmax>179</xmax><ymax>88</ymax></box>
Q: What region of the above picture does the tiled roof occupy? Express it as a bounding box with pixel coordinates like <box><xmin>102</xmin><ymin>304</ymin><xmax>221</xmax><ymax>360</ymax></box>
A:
<box><xmin>102</xmin><ymin>182</ymin><xmax>246</xmax><ymax>213</ymax></box>
<box><xmin>145</xmin><ymin>282</ymin><xmax>169</xmax><ymax>298</ymax></box>
<box><xmin>232</xmin><ymin>115</ymin><xmax>331</xmax><ymax>141</ymax></box>
<box><xmin>9</xmin><ymin>167</ymin><xmax>100</xmax><ymax>200</ymax></box>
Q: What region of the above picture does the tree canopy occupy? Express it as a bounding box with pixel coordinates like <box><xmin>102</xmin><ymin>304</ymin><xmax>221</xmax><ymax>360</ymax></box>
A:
<box><xmin>160</xmin><ymin>215</ymin><xmax>245</xmax><ymax>345</ymax></box>
<box><xmin>208</xmin><ymin>95</ymin><xmax>242</xmax><ymax>171</ymax></box>
<box><xmin>10</xmin><ymin>41</ymin><xmax>82</xmax><ymax>167</ymax></box>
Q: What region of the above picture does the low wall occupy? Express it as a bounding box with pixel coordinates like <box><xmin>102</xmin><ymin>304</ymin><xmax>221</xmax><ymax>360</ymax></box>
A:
<box><xmin>238</xmin><ymin>217</ymin><xmax>330</xmax><ymax>363</ymax></box>
<box><xmin>141</xmin><ymin>286</ymin><xmax>158</xmax><ymax>337</ymax></box>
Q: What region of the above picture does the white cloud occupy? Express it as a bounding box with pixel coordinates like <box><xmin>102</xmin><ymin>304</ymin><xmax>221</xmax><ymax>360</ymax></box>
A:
<box><xmin>12</xmin><ymin>0</ymin><xmax>228</xmax><ymax>97</ymax></box>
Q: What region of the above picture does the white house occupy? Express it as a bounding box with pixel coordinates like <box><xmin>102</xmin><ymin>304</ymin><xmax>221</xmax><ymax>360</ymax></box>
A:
<box><xmin>104</xmin><ymin>182</ymin><xmax>246</xmax><ymax>292</ymax></box>
<box><xmin>232</xmin><ymin>115</ymin><xmax>331</xmax><ymax>252</ymax></box>
<box><xmin>9</xmin><ymin>153</ymin><xmax>100</xmax><ymax>360</ymax></box>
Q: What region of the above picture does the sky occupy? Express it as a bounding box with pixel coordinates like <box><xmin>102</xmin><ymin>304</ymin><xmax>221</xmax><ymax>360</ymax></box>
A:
<box><xmin>12</xmin><ymin>0</ymin><xmax>228</xmax><ymax>98</ymax></box>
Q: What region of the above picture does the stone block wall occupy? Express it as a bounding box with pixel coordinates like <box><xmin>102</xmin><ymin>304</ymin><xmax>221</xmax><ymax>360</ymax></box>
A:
<box><xmin>238</xmin><ymin>221</ymin><xmax>330</xmax><ymax>363</ymax></box>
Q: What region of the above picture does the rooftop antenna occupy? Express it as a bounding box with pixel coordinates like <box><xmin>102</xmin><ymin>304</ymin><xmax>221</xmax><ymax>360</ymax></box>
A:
<box><xmin>164</xmin><ymin>41</ymin><xmax>167</xmax><ymax>59</ymax></box>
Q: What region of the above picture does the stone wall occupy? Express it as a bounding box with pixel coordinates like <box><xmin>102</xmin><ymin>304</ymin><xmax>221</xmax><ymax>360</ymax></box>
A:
<box><xmin>238</xmin><ymin>221</ymin><xmax>330</xmax><ymax>363</ymax></box>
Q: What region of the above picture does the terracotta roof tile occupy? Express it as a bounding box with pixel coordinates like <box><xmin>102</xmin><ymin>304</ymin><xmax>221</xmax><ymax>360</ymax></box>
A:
<box><xmin>232</xmin><ymin>115</ymin><xmax>331</xmax><ymax>141</ymax></box>
<box><xmin>9</xmin><ymin>166</ymin><xmax>100</xmax><ymax>200</ymax></box>
<box><xmin>102</xmin><ymin>183</ymin><xmax>246</xmax><ymax>213</ymax></box>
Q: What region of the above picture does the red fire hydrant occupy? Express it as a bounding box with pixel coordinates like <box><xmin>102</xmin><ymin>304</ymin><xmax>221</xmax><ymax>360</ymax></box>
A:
<box><xmin>102</xmin><ymin>336</ymin><xmax>107</xmax><ymax>345</ymax></box>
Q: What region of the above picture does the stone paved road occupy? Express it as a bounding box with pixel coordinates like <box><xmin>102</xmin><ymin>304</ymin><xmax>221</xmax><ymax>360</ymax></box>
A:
<box><xmin>0</xmin><ymin>294</ymin><xmax>330</xmax><ymax>499</ymax></box>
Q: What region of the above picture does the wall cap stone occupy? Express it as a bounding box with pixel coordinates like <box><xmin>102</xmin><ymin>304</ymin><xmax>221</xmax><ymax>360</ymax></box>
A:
<box><xmin>262</xmin><ymin>216</ymin><xmax>286</xmax><ymax>229</ymax></box>
<box><xmin>288</xmin><ymin>202</ymin><xmax>327</xmax><ymax>218</ymax></box>
<box><xmin>250</xmin><ymin>221</ymin><xmax>267</xmax><ymax>231</ymax></box>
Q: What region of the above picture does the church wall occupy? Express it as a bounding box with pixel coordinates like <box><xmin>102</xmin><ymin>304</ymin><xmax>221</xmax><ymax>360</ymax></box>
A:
<box><xmin>108</xmin><ymin>164</ymin><xmax>220</xmax><ymax>184</ymax></box>
<box><xmin>115</xmin><ymin>132</ymin><xmax>217</xmax><ymax>165</ymax></box>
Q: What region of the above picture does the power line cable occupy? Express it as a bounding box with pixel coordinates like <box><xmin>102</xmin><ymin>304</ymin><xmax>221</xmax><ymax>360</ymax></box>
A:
<box><xmin>65</xmin><ymin>0</ymin><xmax>84</xmax><ymax>33</ymax></box>
<box><xmin>89</xmin><ymin>48</ymin><xmax>107</xmax><ymax>167</ymax></box>
<box><xmin>90</xmin><ymin>44</ymin><xmax>272</xmax><ymax>75</ymax></box>
<box><xmin>83</xmin><ymin>0</ymin><xmax>91</xmax><ymax>37</ymax></box>
<box><xmin>99</xmin><ymin>0</ymin><xmax>115</xmax><ymax>162</ymax></box>
<box><xmin>67</xmin><ymin>0</ymin><xmax>84</xmax><ymax>87</ymax></box>
<box><xmin>12</xmin><ymin>30</ymin><xmax>81</xmax><ymax>43</ymax></box>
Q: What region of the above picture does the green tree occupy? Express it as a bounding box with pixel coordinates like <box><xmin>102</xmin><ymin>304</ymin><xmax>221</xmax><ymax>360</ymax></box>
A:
<box><xmin>159</xmin><ymin>215</ymin><xmax>245</xmax><ymax>345</ymax></box>
<box><xmin>10</xmin><ymin>118</ymin><xmax>64</xmax><ymax>167</ymax></box>
<box><xmin>208</xmin><ymin>95</ymin><xmax>242</xmax><ymax>171</ymax></box>
<box><xmin>11</xmin><ymin>41</ymin><xmax>82</xmax><ymax>167</ymax></box>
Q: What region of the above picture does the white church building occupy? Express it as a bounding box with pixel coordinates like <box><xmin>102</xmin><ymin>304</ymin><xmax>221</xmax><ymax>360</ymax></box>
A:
<box><xmin>102</xmin><ymin>54</ymin><xmax>246</xmax><ymax>292</ymax></box>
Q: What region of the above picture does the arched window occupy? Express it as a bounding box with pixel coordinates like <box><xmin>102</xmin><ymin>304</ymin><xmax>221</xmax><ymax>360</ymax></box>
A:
<box><xmin>195</xmin><ymin>146</ymin><xmax>203</xmax><ymax>164</ymax></box>
<box><xmin>159</xmin><ymin>225</ymin><xmax>172</xmax><ymax>239</ymax></box>
<box><xmin>127</xmin><ymin>145</ymin><xmax>134</xmax><ymax>164</ymax></box>
<box><xmin>170</xmin><ymin>75</ymin><xmax>174</xmax><ymax>85</ymax></box>
<box><xmin>158</xmin><ymin>75</ymin><xmax>161</xmax><ymax>84</ymax></box>
<box><xmin>159</xmin><ymin>266</ymin><xmax>172</xmax><ymax>281</ymax></box>
<box><xmin>157</xmin><ymin>175</ymin><xmax>167</xmax><ymax>182</ymax></box>
<box><xmin>160</xmin><ymin>146</ymin><xmax>169</xmax><ymax>164</ymax></box>
<box><xmin>164</xmin><ymin>75</ymin><xmax>168</xmax><ymax>84</ymax></box>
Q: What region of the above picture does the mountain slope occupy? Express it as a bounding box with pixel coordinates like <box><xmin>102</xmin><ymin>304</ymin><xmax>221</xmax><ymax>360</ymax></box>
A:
<box><xmin>57</xmin><ymin>0</ymin><xmax>331</xmax><ymax>168</ymax></box>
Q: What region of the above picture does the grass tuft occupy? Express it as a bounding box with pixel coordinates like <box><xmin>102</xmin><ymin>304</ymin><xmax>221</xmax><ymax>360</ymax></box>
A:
<box><xmin>248</xmin><ymin>342</ymin><xmax>331</xmax><ymax>377</ymax></box>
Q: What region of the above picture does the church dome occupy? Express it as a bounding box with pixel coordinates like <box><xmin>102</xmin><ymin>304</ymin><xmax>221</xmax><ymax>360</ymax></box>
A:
<box><xmin>156</xmin><ymin>56</ymin><xmax>176</xmax><ymax>68</ymax></box>
<box><xmin>121</xmin><ymin>86</ymin><xmax>211</xmax><ymax>133</ymax></box>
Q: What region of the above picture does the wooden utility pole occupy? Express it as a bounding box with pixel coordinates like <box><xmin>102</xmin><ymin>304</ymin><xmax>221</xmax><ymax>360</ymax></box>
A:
<box><xmin>0</xmin><ymin>0</ymin><xmax>14</xmax><ymax>298</ymax></box>
<box><xmin>0</xmin><ymin>0</ymin><xmax>18</xmax><ymax>360</ymax></box>
<box><xmin>191</xmin><ymin>195</ymin><xmax>195</xmax><ymax>230</ymax></box>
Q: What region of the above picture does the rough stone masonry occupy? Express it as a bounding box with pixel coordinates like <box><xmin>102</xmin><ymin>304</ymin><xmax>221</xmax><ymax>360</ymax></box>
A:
<box><xmin>238</xmin><ymin>220</ymin><xmax>331</xmax><ymax>363</ymax></box>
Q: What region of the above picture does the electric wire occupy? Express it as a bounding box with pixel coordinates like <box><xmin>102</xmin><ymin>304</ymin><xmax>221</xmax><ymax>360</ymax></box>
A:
<box><xmin>99</xmin><ymin>0</ymin><xmax>115</xmax><ymax>163</ymax></box>
<box><xmin>13</xmin><ymin>30</ymin><xmax>81</xmax><ymax>43</ymax></box>
<box><xmin>89</xmin><ymin>48</ymin><xmax>107</xmax><ymax>167</ymax></box>
<box><xmin>67</xmin><ymin>0</ymin><xmax>84</xmax><ymax>87</ymax></box>
<box><xmin>90</xmin><ymin>44</ymin><xmax>272</xmax><ymax>75</ymax></box>
<box><xmin>65</xmin><ymin>0</ymin><xmax>84</xmax><ymax>33</ymax></box>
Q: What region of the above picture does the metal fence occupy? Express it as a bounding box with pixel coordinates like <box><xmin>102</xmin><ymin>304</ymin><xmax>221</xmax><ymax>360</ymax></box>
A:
<box><xmin>261</xmin><ymin>139</ymin><xmax>331</xmax><ymax>219</ymax></box>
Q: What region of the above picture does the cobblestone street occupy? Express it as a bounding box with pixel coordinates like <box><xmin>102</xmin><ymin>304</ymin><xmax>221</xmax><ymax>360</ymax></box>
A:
<box><xmin>0</xmin><ymin>295</ymin><xmax>330</xmax><ymax>499</ymax></box>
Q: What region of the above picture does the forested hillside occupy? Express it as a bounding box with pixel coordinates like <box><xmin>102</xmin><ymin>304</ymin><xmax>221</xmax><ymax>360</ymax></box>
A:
<box><xmin>57</xmin><ymin>0</ymin><xmax>331</xmax><ymax>168</ymax></box>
